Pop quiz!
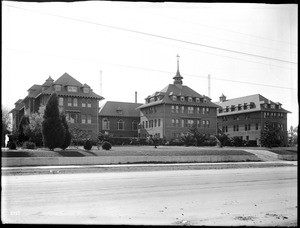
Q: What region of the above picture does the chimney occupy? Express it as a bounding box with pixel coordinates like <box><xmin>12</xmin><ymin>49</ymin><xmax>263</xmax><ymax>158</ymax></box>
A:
<box><xmin>135</xmin><ymin>91</ymin><xmax>137</xmax><ymax>103</ymax></box>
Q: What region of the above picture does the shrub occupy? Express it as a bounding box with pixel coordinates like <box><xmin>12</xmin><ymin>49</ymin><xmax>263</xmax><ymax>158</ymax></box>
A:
<box><xmin>102</xmin><ymin>141</ymin><xmax>112</xmax><ymax>150</ymax></box>
<box><xmin>22</xmin><ymin>141</ymin><xmax>36</xmax><ymax>149</ymax></box>
<box><xmin>8</xmin><ymin>141</ymin><xmax>17</xmax><ymax>150</ymax></box>
<box><xmin>60</xmin><ymin>114</ymin><xmax>71</xmax><ymax>150</ymax></box>
<box><xmin>84</xmin><ymin>139</ymin><xmax>93</xmax><ymax>150</ymax></box>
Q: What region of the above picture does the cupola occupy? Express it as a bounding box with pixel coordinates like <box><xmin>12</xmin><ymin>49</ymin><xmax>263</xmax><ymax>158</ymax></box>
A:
<box><xmin>173</xmin><ymin>54</ymin><xmax>183</xmax><ymax>88</ymax></box>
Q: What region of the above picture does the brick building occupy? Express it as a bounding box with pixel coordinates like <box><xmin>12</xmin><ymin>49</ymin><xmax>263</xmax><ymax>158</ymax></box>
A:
<box><xmin>137</xmin><ymin>56</ymin><xmax>219</xmax><ymax>141</ymax></box>
<box><xmin>99</xmin><ymin>101</ymin><xmax>142</xmax><ymax>137</ymax></box>
<box><xmin>215</xmin><ymin>94</ymin><xmax>291</xmax><ymax>146</ymax></box>
<box><xmin>10</xmin><ymin>73</ymin><xmax>104</xmax><ymax>139</ymax></box>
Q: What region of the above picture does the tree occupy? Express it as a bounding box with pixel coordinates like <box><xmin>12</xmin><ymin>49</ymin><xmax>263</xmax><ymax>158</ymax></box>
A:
<box><xmin>70</xmin><ymin>126</ymin><xmax>88</xmax><ymax>148</ymax></box>
<box><xmin>25</xmin><ymin>112</ymin><xmax>44</xmax><ymax>147</ymax></box>
<box><xmin>17</xmin><ymin>115</ymin><xmax>30</xmax><ymax>145</ymax></box>
<box><xmin>288</xmin><ymin>126</ymin><xmax>298</xmax><ymax>146</ymax></box>
<box><xmin>215</xmin><ymin>128</ymin><xmax>232</xmax><ymax>147</ymax></box>
<box><xmin>2</xmin><ymin>106</ymin><xmax>11</xmax><ymax>147</ymax></box>
<box><xmin>187</xmin><ymin>124</ymin><xmax>206</xmax><ymax>146</ymax></box>
<box><xmin>42</xmin><ymin>92</ymin><xmax>66</xmax><ymax>150</ymax></box>
<box><xmin>60</xmin><ymin>114</ymin><xmax>71</xmax><ymax>150</ymax></box>
<box><xmin>260</xmin><ymin>121</ymin><xmax>281</xmax><ymax>148</ymax></box>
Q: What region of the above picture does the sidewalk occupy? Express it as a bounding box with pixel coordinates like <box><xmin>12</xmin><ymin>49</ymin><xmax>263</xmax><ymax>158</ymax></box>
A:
<box><xmin>2</xmin><ymin>160</ymin><xmax>297</xmax><ymax>176</ymax></box>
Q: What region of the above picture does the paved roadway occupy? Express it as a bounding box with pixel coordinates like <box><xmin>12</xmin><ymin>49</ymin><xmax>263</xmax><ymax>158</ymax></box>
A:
<box><xmin>1</xmin><ymin>166</ymin><xmax>297</xmax><ymax>226</ymax></box>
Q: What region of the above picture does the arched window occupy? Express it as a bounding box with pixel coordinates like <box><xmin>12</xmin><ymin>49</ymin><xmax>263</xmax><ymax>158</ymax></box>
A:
<box><xmin>102</xmin><ymin>118</ymin><xmax>110</xmax><ymax>130</ymax></box>
<box><xmin>132</xmin><ymin>120</ymin><xmax>138</xmax><ymax>130</ymax></box>
<box><xmin>118</xmin><ymin>119</ymin><xmax>125</xmax><ymax>130</ymax></box>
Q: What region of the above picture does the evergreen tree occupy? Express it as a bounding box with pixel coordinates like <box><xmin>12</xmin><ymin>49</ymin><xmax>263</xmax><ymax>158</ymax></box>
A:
<box><xmin>260</xmin><ymin>121</ymin><xmax>280</xmax><ymax>148</ymax></box>
<box><xmin>42</xmin><ymin>92</ymin><xmax>66</xmax><ymax>150</ymax></box>
<box><xmin>60</xmin><ymin>114</ymin><xmax>71</xmax><ymax>150</ymax></box>
<box><xmin>188</xmin><ymin>124</ymin><xmax>206</xmax><ymax>146</ymax></box>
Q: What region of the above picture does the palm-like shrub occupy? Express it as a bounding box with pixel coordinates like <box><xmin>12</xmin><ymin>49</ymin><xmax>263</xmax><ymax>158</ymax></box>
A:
<box><xmin>42</xmin><ymin>92</ymin><xmax>66</xmax><ymax>150</ymax></box>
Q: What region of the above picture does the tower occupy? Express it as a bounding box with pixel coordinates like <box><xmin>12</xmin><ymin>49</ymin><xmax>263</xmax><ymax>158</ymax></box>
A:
<box><xmin>173</xmin><ymin>54</ymin><xmax>183</xmax><ymax>88</ymax></box>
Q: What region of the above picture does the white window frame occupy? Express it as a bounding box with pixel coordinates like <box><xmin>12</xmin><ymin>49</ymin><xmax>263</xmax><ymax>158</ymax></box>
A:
<box><xmin>68</xmin><ymin>86</ymin><xmax>78</xmax><ymax>92</ymax></box>
<box><xmin>117</xmin><ymin>119</ymin><xmax>125</xmax><ymax>130</ymax></box>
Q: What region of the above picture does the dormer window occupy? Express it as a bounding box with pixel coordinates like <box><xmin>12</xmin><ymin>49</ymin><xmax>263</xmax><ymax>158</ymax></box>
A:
<box><xmin>278</xmin><ymin>105</ymin><xmax>282</xmax><ymax>109</ymax></box>
<box><xmin>117</xmin><ymin>107</ymin><xmax>123</xmax><ymax>115</ymax></box>
<box><xmin>83</xmin><ymin>87</ymin><xmax>89</xmax><ymax>93</ymax></box>
<box><xmin>196</xmin><ymin>98</ymin><xmax>200</xmax><ymax>103</ymax></box>
<box><xmin>188</xmin><ymin>97</ymin><xmax>193</xmax><ymax>102</ymax></box>
<box><xmin>264</xmin><ymin>104</ymin><xmax>268</xmax><ymax>108</ymax></box>
<box><xmin>54</xmin><ymin>85</ymin><xmax>61</xmax><ymax>91</ymax></box>
<box><xmin>68</xmin><ymin>86</ymin><xmax>77</xmax><ymax>92</ymax></box>
<box><xmin>271</xmin><ymin>104</ymin><xmax>275</xmax><ymax>109</ymax></box>
<box><xmin>172</xmin><ymin>96</ymin><xmax>177</xmax><ymax>101</ymax></box>
<box><xmin>180</xmin><ymin>96</ymin><xmax>185</xmax><ymax>102</ymax></box>
<box><xmin>203</xmin><ymin>98</ymin><xmax>207</xmax><ymax>103</ymax></box>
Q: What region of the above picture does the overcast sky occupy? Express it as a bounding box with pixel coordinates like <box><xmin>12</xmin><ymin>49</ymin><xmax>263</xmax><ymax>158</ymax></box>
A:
<box><xmin>2</xmin><ymin>1</ymin><xmax>298</xmax><ymax>128</ymax></box>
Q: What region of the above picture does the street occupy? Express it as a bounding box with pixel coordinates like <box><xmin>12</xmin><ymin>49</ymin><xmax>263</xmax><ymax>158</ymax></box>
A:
<box><xmin>1</xmin><ymin>166</ymin><xmax>297</xmax><ymax>225</ymax></box>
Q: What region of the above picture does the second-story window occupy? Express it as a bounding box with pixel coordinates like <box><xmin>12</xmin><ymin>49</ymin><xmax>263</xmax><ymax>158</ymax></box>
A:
<box><xmin>67</xmin><ymin>98</ymin><xmax>72</xmax><ymax>106</ymax></box>
<box><xmin>73</xmin><ymin>98</ymin><xmax>78</xmax><ymax>107</ymax></box>
<box><xmin>87</xmin><ymin>99</ymin><xmax>91</xmax><ymax>108</ymax></box>
<box><xmin>82</xmin><ymin>99</ymin><xmax>86</xmax><ymax>107</ymax></box>
<box><xmin>188</xmin><ymin>107</ymin><xmax>194</xmax><ymax>114</ymax></box>
<box><xmin>58</xmin><ymin>97</ymin><xmax>64</xmax><ymax>106</ymax></box>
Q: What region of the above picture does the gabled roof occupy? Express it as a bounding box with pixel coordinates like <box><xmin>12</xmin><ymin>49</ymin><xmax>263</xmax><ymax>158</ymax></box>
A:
<box><xmin>27</xmin><ymin>84</ymin><xmax>42</xmax><ymax>98</ymax></box>
<box><xmin>54</xmin><ymin>72</ymin><xmax>83</xmax><ymax>86</ymax></box>
<box><xmin>99</xmin><ymin>101</ymin><xmax>143</xmax><ymax>117</ymax></box>
<box><xmin>215</xmin><ymin>94</ymin><xmax>291</xmax><ymax>115</ymax></box>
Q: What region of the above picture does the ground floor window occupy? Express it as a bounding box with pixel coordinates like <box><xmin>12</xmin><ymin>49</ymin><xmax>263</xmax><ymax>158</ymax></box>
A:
<box><xmin>118</xmin><ymin>119</ymin><xmax>125</xmax><ymax>130</ymax></box>
<box><xmin>66</xmin><ymin>111</ymin><xmax>80</xmax><ymax>123</ymax></box>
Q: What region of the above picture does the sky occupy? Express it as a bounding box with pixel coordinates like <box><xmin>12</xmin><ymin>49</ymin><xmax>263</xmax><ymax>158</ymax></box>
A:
<box><xmin>2</xmin><ymin>1</ymin><xmax>298</xmax><ymax>128</ymax></box>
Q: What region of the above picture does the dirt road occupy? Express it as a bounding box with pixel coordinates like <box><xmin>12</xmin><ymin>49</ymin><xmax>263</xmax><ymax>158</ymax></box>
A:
<box><xmin>1</xmin><ymin>166</ymin><xmax>297</xmax><ymax>225</ymax></box>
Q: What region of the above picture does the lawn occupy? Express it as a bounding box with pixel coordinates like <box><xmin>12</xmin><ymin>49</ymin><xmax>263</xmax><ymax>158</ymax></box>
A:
<box><xmin>267</xmin><ymin>147</ymin><xmax>298</xmax><ymax>155</ymax></box>
<box><xmin>1</xmin><ymin>146</ymin><xmax>255</xmax><ymax>157</ymax></box>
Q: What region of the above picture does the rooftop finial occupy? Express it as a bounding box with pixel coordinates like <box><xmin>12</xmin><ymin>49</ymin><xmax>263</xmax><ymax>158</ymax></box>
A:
<box><xmin>176</xmin><ymin>54</ymin><xmax>180</xmax><ymax>72</ymax></box>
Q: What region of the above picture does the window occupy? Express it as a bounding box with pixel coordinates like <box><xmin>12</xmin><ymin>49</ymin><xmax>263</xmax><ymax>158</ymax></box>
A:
<box><xmin>172</xmin><ymin>119</ymin><xmax>175</xmax><ymax>127</ymax></box>
<box><xmin>117</xmin><ymin>119</ymin><xmax>125</xmax><ymax>130</ymax></box>
<box><xmin>181</xmin><ymin>119</ymin><xmax>185</xmax><ymax>128</ymax></box>
<box><xmin>132</xmin><ymin>121</ymin><xmax>138</xmax><ymax>130</ymax></box>
<box><xmin>83</xmin><ymin>87</ymin><xmax>89</xmax><ymax>93</ymax></box>
<box><xmin>271</xmin><ymin>104</ymin><xmax>275</xmax><ymax>109</ymax></box>
<box><xmin>67</xmin><ymin>98</ymin><xmax>72</xmax><ymax>106</ymax></box>
<box><xmin>188</xmin><ymin>97</ymin><xmax>193</xmax><ymax>102</ymax></box>
<box><xmin>87</xmin><ymin>115</ymin><xmax>92</xmax><ymax>124</ymax></box>
<box><xmin>158</xmin><ymin>119</ymin><xmax>161</xmax><ymax>127</ymax></box>
<box><xmin>87</xmin><ymin>99</ymin><xmax>91</xmax><ymax>108</ymax></box>
<box><xmin>197</xmin><ymin>107</ymin><xmax>200</xmax><ymax>114</ymax></box>
<box><xmin>103</xmin><ymin>118</ymin><xmax>110</xmax><ymax>130</ymax></box>
<box><xmin>142</xmin><ymin>121</ymin><xmax>145</xmax><ymax>129</ymax></box>
<box><xmin>180</xmin><ymin>96</ymin><xmax>185</xmax><ymax>102</ymax></box>
<box><xmin>202</xmin><ymin>108</ymin><xmax>206</xmax><ymax>115</ymax></box>
<box><xmin>73</xmin><ymin>98</ymin><xmax>78</xmax><ymax>107</ymax></box>
<box><xmin>202</xmin><ymin>120</ymin><xmax>206</xmax><ymax>126</ymax></box>
<box><xmin>203</xmin><ymin>98</ymin><xmax>207</xmax><ymax>103</ymax></box>
<box><xmin>206</xmin><ymin>107</ymin><xmax>209</xmax><ymax>114</ymax></box>
<box><xmin>197</xmin><ymin>120</ymin><xmax>201</xmax><ymax>127</ymax></box>
<box><xmin>181</xmin><ymin>106</ymin><xmax>185</xmax><ymax>113</ymax></box>
<box><xmin>188</xmin><ymin>107</ymin><xmax>194</xmax><ymax>114</ymax></box>
<box><xmin>68</xmin><ymin>86</ymin><xmax>78</xmax><ymax>92</ymax></box>
<box><xmin>171</xmin><ymin>105</ymin><xmax>175</xmax><ymax>113</ymax></box>
<box><xmin>256</xmin><ymin>123</ymin><xmax>259</xmax><ymax>130</ymax></box>
<box><xmin>175</xmin><ymin>106</ymin><xmax>179</xmax><ymax>113</ymax></box>
<box><xmin>196</xmin><ymin>98</ymin><xmax>200</xmax><ymax>103</ymax></box>
<box><xmin>66</xmin><ymin>112</ymin><xmax>79</xmax><ymax>123</ymax></box>
<box><xmin>172</xmin><ymin>96</ymin><xmax>177</xmax><ymax>101</ymax></box>
<box><xmin>225</xmin><ymin>126</ymin><xmax>228</xmax><ymax>132</ymax></box>
<box><xmin>58</xmin><ymin>97</ymin><xmax>64</xmax><ymax>106</ymax></box>
<box><xmin>54</xmin><ymin>85</ymin><xmax>61</xmax><ymax>91</ymax></box>
<box><xmin>206</xmin><ymin>120</ymin><xmax>210</xmax><ymax>128</ymax></box>
<box><xmin>264</xmin><ymin>104</ymin><xmax>268</xmax><ymax>108</ymax></box>
<box><xmin>187</xmin><ymin>119</ymin><xmax>193</xmax><ymax>127</ymax></box>
<box><xmin>81</xmin><ymin>115</ymin><xmax>86</xmax><ymax>124</ymax></box>
<box><xmin>146</xmin><ymin>121</ymin><xmax>148</xmax><ymax>128</ymax></box>
<box><xmin>82</xmin><ymin>99</ymin><xmax>86</xmax><ymax>107</ymax></box>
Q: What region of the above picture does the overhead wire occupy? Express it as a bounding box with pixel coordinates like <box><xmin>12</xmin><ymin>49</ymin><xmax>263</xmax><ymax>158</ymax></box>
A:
<box><xmin>5</xmin><ymin>47</ymin><xmax>297</xmax><ymax>91</ymax></box>
<box><xmin>3</xmin><ymin>3</ymin><xmax>297</xmax><ymax>65</ymax></box>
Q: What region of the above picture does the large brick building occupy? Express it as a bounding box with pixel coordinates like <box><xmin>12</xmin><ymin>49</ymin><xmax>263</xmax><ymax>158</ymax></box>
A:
<box><xmin>99</xmin><ymin>101</ymin><xmax>142</xmax><ymax>138</ymax></box>
<box><xmin>137</xmin><ymin>56</ymin><xmax>219</xmax><ymax>141</ymax></box>
<box><xmin>10</xmin><ymin>73</ymin><xmax>104</xmax><ymax>139</ymax></box>
<box><xmin>215</xmin><ymin>94</ymin><xmax>291</xmax><ymax>146</ymax></box>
